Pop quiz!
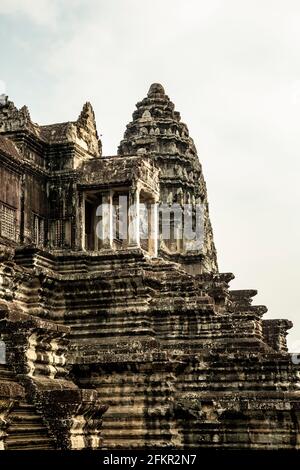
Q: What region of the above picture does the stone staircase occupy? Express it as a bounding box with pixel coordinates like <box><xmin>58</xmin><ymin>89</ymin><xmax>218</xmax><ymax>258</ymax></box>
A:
<box><xmin>0</xmin><ymin>364</ymin><xmax>56</xmax><ymax>450</ymax></box>
<box><xmin>8</xmin><ymin>248</ymin><xmax>300</xmax><ymax>450</ymax></box>
<box><xmin>5</xmin><ymin>402</ymin><xmax>55</xmax><ymax>450</ymax></box>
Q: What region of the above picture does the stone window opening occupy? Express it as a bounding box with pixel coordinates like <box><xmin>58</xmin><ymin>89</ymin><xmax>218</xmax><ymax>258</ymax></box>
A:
<box><xmin>33</xmin><ymin>212</ymin><xmax>45</xmax><ymax>247</ymax></box>
<box><xmin>0</xmin><ymin>201</ymin><xmax>18</xmax><ymax>241</ymax></box>
<box><xmin>49</xmin><ymin>219</ymin><xmax>66</xmax><ymax>248</ymax></box>
<box><xmin>159</xmin><ymin>202</ymin><xmax>182</xmax><ymax>254</ymax></box>
<box><xmin>82</xmin><ymin>188</ymin><xmax>157</xmax><ymax>256</ymax></box>
<box><xmin>84</xmin><ymin>190</ymin><xmax>130</xmax><ymax>251</ymax></box>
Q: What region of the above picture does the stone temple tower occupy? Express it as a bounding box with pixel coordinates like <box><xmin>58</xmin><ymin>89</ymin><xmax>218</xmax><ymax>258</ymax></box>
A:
<box><xmin>0</xmin><ymin>84</ymin><xmax>299</xmax><ymax>450</ymax></box>
<box><xmin>119</xmin><ymin>83</ymin><xmax>218</xmax><ymax>274</ymax></box>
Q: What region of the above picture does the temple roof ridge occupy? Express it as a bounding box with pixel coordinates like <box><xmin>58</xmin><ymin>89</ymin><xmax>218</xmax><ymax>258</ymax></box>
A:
<box><xmin>0</xmin><ymin>98</ymin><xmax>102</xmax><ymax>157</ymax></box>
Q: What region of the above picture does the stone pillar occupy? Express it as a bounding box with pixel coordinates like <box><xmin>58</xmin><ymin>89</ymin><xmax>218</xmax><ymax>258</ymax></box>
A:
<box><xmin>175</xmin><ymin>206</ymin><xmax>183</xmax><ymax>253</ymax></box>
<box><xmin>96</xmin><ymin>191</ymin><xmax>113</xmax><ymax>249</ymax></box>
<box><xmin>76</xmin><ymin>191</ymin><xmax>85</xmax><ymax>250</ymax></box>
<box><xmin>128</xmin><ymin>187</ymin><xmax>140</xmax><ymax>247</ymax></box>
<box><xmin>109</xmin><ymin>190</ymin><xmax>114</xmax><ymax>246</ymax></box>
<box><xmin>149</xmin><ymin>200</ymin><xmax>158</xmax><ymax>257</ymax></box>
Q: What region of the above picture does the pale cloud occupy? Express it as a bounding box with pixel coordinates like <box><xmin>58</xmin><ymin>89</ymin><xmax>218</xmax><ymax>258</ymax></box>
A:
<box><xmin>0</xmin><ymin>0</ymin><xmax>58</xmax><ymax>25</ymax></box>
<box><xmin>1</xmin><ymin>0</ymin><xmax>300</xmax><ymax>349</ymax></box>
<box><xmin>0</xmin><ymin>80</ymin><xmax>6</xmax><ymax>94</ymax></box>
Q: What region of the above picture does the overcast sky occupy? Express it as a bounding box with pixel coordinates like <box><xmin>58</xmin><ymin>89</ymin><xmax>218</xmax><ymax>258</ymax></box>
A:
<box><xmin>0</xmin><ymin>0</ymin><xmax>299</xmax><ymax>349</ymax></box>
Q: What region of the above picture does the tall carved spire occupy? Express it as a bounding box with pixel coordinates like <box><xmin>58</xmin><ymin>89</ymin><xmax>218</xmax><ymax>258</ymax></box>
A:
<box><xmin>76</xmin><ymin>102</ymin><xmax>102</xmax><ymax>156</ymax></box>
<box><xmin>77</xmin><ymin>102</ymin><xmax>96</xmax><ymax>130</ymax></box>
<box><xmin>118</xmin><ymin>84</ymin><xmax>218</xmax><ymax>273</ymax></box>
<box><xmin>118</xmin><ymin>83</ymin><xmax>196</xmax><ymax>159</ymax></box>
<box><xmin>19</xmin><ymin>105</ymin><xmax>31</xmax><ymax>121</ymax></box>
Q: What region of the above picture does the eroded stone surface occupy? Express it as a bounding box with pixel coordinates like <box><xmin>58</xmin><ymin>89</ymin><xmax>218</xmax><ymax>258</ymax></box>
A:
<box><xmin>0</xmin><ymin>85</ymin><xmax>299</xmax><ymax>450</ymax></box>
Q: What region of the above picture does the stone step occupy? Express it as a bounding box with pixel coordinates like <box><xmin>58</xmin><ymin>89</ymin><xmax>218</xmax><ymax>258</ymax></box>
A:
<box><xmin>0</xmin><ymin>365</ymin><xmax>15</xmax><ymax>382</ymax></box>
<box><xmin>5</xmin><ymin>402</ymin><xmax>56</xmax><ymax>450</ymax></box>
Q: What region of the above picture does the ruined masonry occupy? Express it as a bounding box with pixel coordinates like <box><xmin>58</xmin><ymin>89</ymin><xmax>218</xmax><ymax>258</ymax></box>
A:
<box><xmin>0</xmin><ymin>83</ymin><xmax>299</xmax><ymax>450</ymax></box>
